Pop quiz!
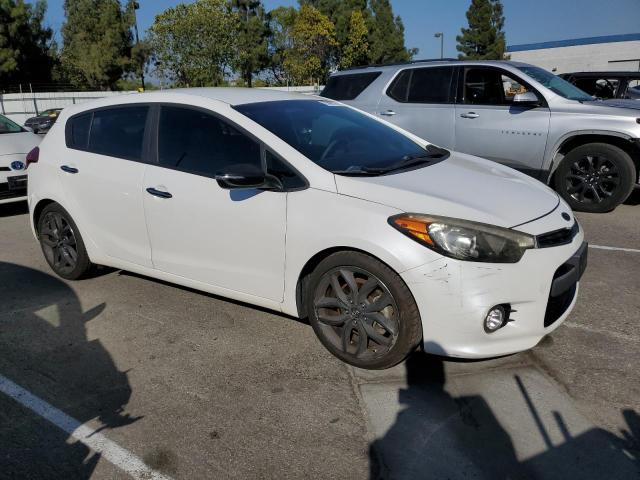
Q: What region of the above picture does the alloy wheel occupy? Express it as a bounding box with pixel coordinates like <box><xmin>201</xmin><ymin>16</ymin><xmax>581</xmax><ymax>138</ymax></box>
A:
<box><xmin>565</xmin><ymin>154</ymin><xmax>620</xmax><ymax>205</ymax></box>
<box><xmin>313</xmin><ymin>267</ymin><xmax>399</xmax><ymax>361</ymax></box>
<box><xmin>40</xmin><ymin>212</ymin><xmax>79</xmax><ymax>275</ymax></box>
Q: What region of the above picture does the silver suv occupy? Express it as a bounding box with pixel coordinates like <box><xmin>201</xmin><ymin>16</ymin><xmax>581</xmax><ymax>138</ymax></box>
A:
<box><xmin>322</xmin><ymin>60</ymin><xmax>640</xmax><ymax>213</ymax></box>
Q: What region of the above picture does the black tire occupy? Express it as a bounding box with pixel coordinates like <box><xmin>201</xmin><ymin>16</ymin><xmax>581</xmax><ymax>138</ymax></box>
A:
<box><xmin>555</xmin><ymin>143</ymin><xmax>636</xmax><ymax>213</ymax></box>
<box><xmin>37</xmin><ymin>203</ymin><xmax>92</xmax><ymax>280</ymax></box>
<box><xmin>306</xmin><ymin>251</ymin><xmax>422</xmax><ymax>370</ymax></box>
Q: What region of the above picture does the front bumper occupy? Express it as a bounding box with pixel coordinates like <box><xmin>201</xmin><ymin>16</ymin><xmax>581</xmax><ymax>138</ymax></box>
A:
<box><xmin>401</xmin><ymin>228</ymin><xmax>586</xmax><ymax>359</ymax></box>
<box><xmin>0</xmin><ymin>173</ymin><xmax>28</xmax><ymax>205</ymax></box>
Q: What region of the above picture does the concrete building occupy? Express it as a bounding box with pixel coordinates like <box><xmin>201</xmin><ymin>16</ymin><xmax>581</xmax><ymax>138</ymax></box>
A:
<box><xmin>507</xmin><ymin>33</ymin><xmax>640</xmax><ymax>74</ymax></box>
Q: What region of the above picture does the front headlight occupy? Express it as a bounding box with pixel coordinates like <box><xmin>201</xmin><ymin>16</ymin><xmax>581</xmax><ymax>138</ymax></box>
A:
<box><xmin>389</xmin><ymin>214</ymin><xmax>535</xmax><ymax>263</ymax></box>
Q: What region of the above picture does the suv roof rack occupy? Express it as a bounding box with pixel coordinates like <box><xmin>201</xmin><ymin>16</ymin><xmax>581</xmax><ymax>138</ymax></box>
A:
<box><xmin>342</xmin><ymin>58</ymin><xmax>459</xmax><ymax>71</ymax></box>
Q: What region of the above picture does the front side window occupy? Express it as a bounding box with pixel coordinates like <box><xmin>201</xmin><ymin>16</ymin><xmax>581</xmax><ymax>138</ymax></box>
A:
<box><xmin>158</xmin><ymin>106</ymin><xmax>261</xmax><ymax>177</ymax></box>
<box><xmin>462</xmin><ymin>68</ymin><xmax>537</xmax><ymax>105</ymax></box>
<box><xmin>0</xmin><ymin>114</ymin><xmax>25</xmax><ymax>134</ymax></box>
<box><xmin>573</xmin><ymin>77</ymin><xmax>620</xmax><ymax>99</ymax></box>
<box><xmin>88</xmin><ymin>106</ymin><xmax>149</xmax><ymax>160</ymax></box>
<box><xmin>235</xmin><ymin>100</ymin><xmax>448</xmax><ymax>176</ymax></box>
<box><xmin>388</xmin><ymin>67</ymin><xmax>454</xmax><ymax>103</ymax></box>
<box><xmin>517</xmin><ymin>66</ymin><xmax>593</xmax><ymax>101</ymax></box>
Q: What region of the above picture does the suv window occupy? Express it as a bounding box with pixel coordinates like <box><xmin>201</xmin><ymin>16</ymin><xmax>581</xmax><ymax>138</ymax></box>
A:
<box><xmin>573</xmin><ymin>77</ymin><xmax>620</xmax><ymax>99</ymax></box>
<box><xmin>321</xmin><ymin>72</ymin><xmax>381</xmax><ymax>100</ymax></box>
<box><xmin>387</xmin><ymin>67</ymin><xmax>454</xmax><ymax>103</ymax></box>
<box><xmin>462</xmin><ymin>68</ymin><xmax>536</xmax><ymax>105</ymax></box>
<box><xmin>86</xmin><ymin>106</ymin><xmax>149</xmax><ymax>160</ymax></box>
<box><xmin>158</xmin><ymin>106</ymin><xmax>261</xmax><ymax>177</ymax></box>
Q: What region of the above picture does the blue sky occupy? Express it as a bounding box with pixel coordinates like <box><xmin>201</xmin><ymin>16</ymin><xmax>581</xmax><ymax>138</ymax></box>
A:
<box><xmin>36</xmin><ymin>0</ymin><xmax>640</xmax><ymax>58</ymax></box>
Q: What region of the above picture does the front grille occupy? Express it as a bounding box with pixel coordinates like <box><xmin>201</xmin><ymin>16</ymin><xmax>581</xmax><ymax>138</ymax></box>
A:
<box><xmin>0</xmin><ymin>182</ymin><xmax>26</xmax><ymax>200</ymax></box>
<box><xmin>0</xmin><ymin>167</ymin><xmax>10</xmax><ymax>171</ymax></box>
<box><xmin>536</xmin><ymin>222</ymin><xmax>579</xmax><ymax>248</ymax></box>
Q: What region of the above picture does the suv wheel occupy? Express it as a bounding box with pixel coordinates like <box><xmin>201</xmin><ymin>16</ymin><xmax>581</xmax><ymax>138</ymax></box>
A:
<box><xmin>306</xmin><ymin>251</ymin><xmax>422</xmax><ymax>370</ymax></box>
<box><xmin>37</xmin><ymin>203</ymin><xmax>92</xmax><ymax>280</ymax></box>
<box><xmin>555</xmin><ymin>143</ymin><xmax>636</xmax><ymax>213</ymax></box>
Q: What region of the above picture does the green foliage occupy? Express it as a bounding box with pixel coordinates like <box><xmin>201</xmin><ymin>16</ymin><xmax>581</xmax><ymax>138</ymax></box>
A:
<box><xmin>61</xmin><ymin>0</ymin><xmax>134</xmax><ymax>90</ymax></box>
<box><xmin>0</xmin><ymin>0</ymin><xmax>56</xmax><ymax>85</ymax></box>
<box><xmin>148</xmin><ymin>0</ymin><xmax>239</xmax><ymax>87</ymax></box>
<box><xmin>456</xmin><ymin>0</ymin><xmax>507</xmax><ymax>60</ymax></box>
<box><xmin>341</xmin><ymin>9</ymin><xmax>369</xmax><ymax>69</ymax></box>
<box><xmin>368</xmin><ymin>0</ymin><xmax>415</xmax><ymax>64</ymax></box>
<box><xmin>265</xmin><ymin>6</ymin><xmax>297</xmax><ymax>85</ymax></box>
<box><xmin>230</xmin><ymin>0</ymin><xmax>270</xmax><ymax>87</ymax></box>
<box><xmin>283</xmin><ymin>4</ymin><xmax>337</xmax><ymax>85</ymax></box>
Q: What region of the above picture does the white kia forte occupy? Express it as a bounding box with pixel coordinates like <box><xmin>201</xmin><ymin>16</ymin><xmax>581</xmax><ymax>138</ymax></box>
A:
<box><xmin>26</xmin><ymin>89</ymin><xmax>587</xmax><ymax>369</ymax></box>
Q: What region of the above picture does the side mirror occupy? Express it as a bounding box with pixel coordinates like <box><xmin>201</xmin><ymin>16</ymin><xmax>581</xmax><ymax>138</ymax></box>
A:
<box><xmin>512</xmin><ymin>91</ymin><xmax>540</xmax><ymax>105</ymax></box>
<box><xmin>215</xmin><ymin>163</ymin><xmax>283</xmax><ymax>191</ymax></box>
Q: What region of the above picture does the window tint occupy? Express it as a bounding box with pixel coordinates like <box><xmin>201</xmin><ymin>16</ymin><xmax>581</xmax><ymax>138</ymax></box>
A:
<box><xmin>462</xmin><ymin>68</ymin><xmax>536</xmax><ymax>105</ymax></box>
<box><xmin>67</xmin><ymin>113</ymin><xmax>91</xmax><ymax>149</ymax></box>
<box><xmin>266</xmin><ymin>151</ymin><xmax>306</xmax><ymax>189</ymax></box>
<box><xmin>387</xmin><ymin>70</ymin><xmax>411</xmax><ymax>101</ymax></box>
<box><xmin>158</xmin><ymin>106</ymin><xmax>261</xmax><ymax>177</ymax></box>
<box><xmin>88</xmin><ymin>106</ymin><xmax>148</xmax><ymax>160</ymax></box>
<box><xmin>321</xmin><ymin>72</ymin><xmax>381</xmax><ymax>100</ymax></box>
<box><xmin>407</xmin><ymin>67</ymin><xmax>453</xmax><ymax>103</ymax></box>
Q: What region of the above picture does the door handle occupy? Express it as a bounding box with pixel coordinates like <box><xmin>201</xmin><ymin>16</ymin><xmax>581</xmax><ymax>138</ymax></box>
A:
<box><xmin>380</xmin><ymin>110</ymin><xmax>397</xmax><ymax>116</ymax></box>
<box><xmin>460</xmin><ymin>112</ymin><xmax>480</xmax><ymax>119</ymax></box>
<box><xmin>60</xmin><ymin>165</ymin><xmax>79</xmax><ymax>174</ymax></box>
<box><xmin>146</xmin><ymin>187</ymin><xmax>173</xmax><ymax>199</ymax></box>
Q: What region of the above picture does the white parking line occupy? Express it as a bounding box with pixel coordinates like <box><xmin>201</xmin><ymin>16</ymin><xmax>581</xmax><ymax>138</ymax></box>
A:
<box><xmin>589</xmin><ymin>244</ymin><xmax>640</xmax><ymax>253</ymax></box>
<box><xmin>0</xmin><ymin>374</ymin><xmax>172</xmax><ymax>480</ymax></box>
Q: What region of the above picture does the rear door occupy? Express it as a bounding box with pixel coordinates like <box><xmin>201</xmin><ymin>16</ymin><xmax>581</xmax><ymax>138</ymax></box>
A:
<box><xmin>375</xmin><ymin>66</ymin><xmax>457</xmax><ymax>148</ymax></box>
<box><xmin>59</xmin><ymin>105</ymin><xmax>152</xmax><ymax>267</ymax></box>
<box><xmin>454</xmin><ymin>66</ymin><xmax>551</xmax><ymax>175</ymax></box>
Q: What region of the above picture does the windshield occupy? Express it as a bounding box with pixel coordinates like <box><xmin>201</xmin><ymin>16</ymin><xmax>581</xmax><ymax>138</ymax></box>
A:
<box><xmin>517</xmin><ymin>66</ymin><xmax>594</xmax><ymax>101</ymax></box>
<box><xmin>234</xmin><ymin>100</ymin><xmax>447</xmax><ymax>175</ymax></box>
<box><xmin>0</xmin><ymin>114</ymin><xmax>25</xmax><ymax>134</ymax></box>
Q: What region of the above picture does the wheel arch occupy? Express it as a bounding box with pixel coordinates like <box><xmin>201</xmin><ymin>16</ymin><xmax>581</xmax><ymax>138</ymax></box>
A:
<box><xmin>548</xmin><ymin>133</ymin><xmax>640</xmax><ymax>187</ymax></box>
<box><xmin>31</xmin><ymin>198</ymin><xmax>58</xmax><ymax>234</ymax></box>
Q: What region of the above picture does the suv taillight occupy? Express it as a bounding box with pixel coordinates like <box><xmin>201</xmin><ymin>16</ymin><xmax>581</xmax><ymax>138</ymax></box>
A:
<box><xmin>25</xmin><ymin>147</ymin><xmax>39</xmax><ymax>169</ymax></box>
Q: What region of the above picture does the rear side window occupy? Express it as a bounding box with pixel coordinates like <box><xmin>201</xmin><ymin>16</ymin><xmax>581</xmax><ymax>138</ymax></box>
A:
<box><xmin>321</xmin><ymin>72</ymin><xmax>381</xmax><ymax>100</ymax></box>
<box><xmin>88</xmin><ymin>106</ymin><xmax>148</xmax><ymax>160</ymax></box>
<box><xmin>387</xmin><ymin>67</ymin><xmax>454</xmax><ymax>103</ymax></box>
<box><xmin>66</xmin><ymin>113</ymin><xmax>91</xmax><ymax>149</ymax></box>
<box><xmin>158</xmin><ymin>106</ymin><xmax>261</xmax><ymax>177</ymax></box>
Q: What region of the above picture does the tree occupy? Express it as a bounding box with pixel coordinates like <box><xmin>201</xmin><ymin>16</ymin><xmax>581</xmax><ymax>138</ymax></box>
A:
<box><xmin>368</xmin><ymin>0</ymin><xmax>415</xmax><ymax>64</ymax></box>
<box><xmin>0</xmin><ymin>0</ymin><xmax>56</xmax><ymax>86</ymax></box>
<box><xmin>61</xmin><ymin>0</ymin><xmax>134</xmax><ymax>89</ymax></box>
<box><xmin>265</xmin><ymin>6</ymin><xmax>297</xmax><ymax>85</ymax></box>
<box><xmin>230</xmin><ymin>0</ymin><xmax>270</xmax><ymax>87</ymax></box>
<box><xmin>148</xmin><ymin>0</ymin><xmax>239</xmax><ymax>87</ymax></box>
<box><xmin>456</xmin><ymin>0</ymin><xmax>507</xmax><ymax>60</ymax></box>
<box><xmin>341</xmin><ymin>9</ymin><xmax>369</xmax><ymax>69</ymax></box>
<box><xmin>283</xmin><ymin>5</ymin><xmax>337</xmax><ymax>85</ymax></box>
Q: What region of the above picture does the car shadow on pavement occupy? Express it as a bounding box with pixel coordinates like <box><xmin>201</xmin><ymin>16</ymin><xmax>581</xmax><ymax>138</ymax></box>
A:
<box><xmin>0</xmin><ymin>201</ymin><xmax>28</xmax><ymax>218</ymax></box>
<box><xmin>0</xmin><ymin>262</ymin><xmax>140</xmax><ymax>479</ymax></box>
<box><xmin>369</xmin><ymin>350</ymin><xmax>639</xmax><ymax>479</ymax></box>
<box><xmin>623</xmin><ymin>186</ymin><xmax>640</xmax><ymax>206</ymax></box>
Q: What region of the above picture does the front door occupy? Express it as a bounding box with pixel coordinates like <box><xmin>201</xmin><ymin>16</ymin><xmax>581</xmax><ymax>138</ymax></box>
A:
<box><xmin>142</xmin><ymin>105</ymin><xmax>287</xmax><ymax>301</ymax></box>
<box><xmin>454</xmin><ymin>67</ymin><xmax>551</xmax><ymax>175</ymax></box>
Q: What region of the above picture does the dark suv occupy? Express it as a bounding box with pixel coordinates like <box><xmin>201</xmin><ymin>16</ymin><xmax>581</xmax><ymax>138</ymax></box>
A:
<box><xmin>560</xmin><ymin>72</ymin><xmax>640</xmax><ymax>100</ymax></box>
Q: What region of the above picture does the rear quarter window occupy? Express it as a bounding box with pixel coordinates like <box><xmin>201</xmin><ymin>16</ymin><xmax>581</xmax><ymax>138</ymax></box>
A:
<box><xmin>321</xmin><ymin>72</ymin><xmax>381</xmax><ymax>100</ymax></box>
<box><xmin>65</xmin><ymin>113</ymin><xmax>91</xmax><ymax>149</ymax></box>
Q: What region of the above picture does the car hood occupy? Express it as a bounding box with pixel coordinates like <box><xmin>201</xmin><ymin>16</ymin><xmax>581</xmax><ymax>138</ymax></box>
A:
<box><xmin>0</xmin><ymin>132</ymin><xmax>41</xmax><ymax>156</ymax></box>
<box><xmin>588</xmin><ymin>99</ymin><xmax>640</xmax><ymax>111</ymax></box>
<box><xmin>334</xmin><ymin>152</ymin><xmax>559</xmax><ymax>228</ymax></box>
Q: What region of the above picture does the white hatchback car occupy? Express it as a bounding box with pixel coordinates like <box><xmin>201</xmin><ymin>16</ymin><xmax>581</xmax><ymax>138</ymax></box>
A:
<box><xmin>27</xmin><ymin>89</ymin><xmax>587</xmax><ymax>369</ymax></box>
<box><xmin>0</xmin><ymin>114</ymin><xmax>40</xmax><ymax>204</ymax></box>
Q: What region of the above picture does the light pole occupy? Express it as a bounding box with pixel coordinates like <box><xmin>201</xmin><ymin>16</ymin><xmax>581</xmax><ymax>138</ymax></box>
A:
<box><xmin>131</xmin><ymin>1</ymin><xmax>145</xmax><ymax>91</ymax></box>
<box><xmin>434</xmin><ymin>32</ymin><xmax>444</xmax><ymax>59</ymax></box>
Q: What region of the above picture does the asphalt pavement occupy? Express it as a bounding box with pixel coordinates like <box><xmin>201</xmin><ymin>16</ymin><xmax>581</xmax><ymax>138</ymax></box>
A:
<box><xmin>0</xmin><ymin>190</ymin><xmax>638</xmax><ymax>479</ymax></box>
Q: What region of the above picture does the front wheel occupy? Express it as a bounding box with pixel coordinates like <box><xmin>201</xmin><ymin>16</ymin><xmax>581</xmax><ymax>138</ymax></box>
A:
<box><xmin>306</xmin><ymin>251</ymin><xmax>422</xmax><ymax>370</ymax></box>
<box><xmin>555</xmin><ymin>143</ymin><xmax>636</xmax><ymax>213</ymax></box>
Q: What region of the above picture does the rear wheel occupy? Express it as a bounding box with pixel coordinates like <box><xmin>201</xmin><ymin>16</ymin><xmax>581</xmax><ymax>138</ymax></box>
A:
<box><xmin>37</xmin><ymin>203</ymin><xmax>92</xmax><ymax>280</ymax></box>
<box><xmin>306</xmin><ymin>251</ymin><xmax>422</xmax><ymax>370</ymax></box>
<box><xmin>555</xmin><ymin>143</ymin><xmax>636</xmax><ymax>213</ymax></box>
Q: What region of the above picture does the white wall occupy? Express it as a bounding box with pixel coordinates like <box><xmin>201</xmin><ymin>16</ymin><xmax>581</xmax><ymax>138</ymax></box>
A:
<box><xmin>509</xmin><ymin>40</ymin><xmax>640</xmax><ymax>74</ymax></box>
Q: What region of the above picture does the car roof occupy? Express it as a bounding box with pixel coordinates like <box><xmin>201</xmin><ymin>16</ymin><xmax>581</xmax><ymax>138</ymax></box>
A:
<box><xmin>330</xmin><ymin>60</ymin><xmax>532</xmax><ymax>76</ymax></box>
<box><xmin>562</xmin><ymin>71</ymin><xmax>640</xmax><ymax>78</ymax></box>
<box><xmin>150</xmin><ymin>87</ymin><xmax>315</xmax><ymax>105</ymax></box>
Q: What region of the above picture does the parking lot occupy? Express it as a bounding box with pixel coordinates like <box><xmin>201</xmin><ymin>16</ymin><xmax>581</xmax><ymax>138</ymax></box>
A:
<box><xmin>0</xmin><ymin>191</ymin><xmax>638</xmax><ymax>479</ymax></box>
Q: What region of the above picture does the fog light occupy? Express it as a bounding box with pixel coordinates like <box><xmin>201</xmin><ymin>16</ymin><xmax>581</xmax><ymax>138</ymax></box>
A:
<box><xmin>484</xmin><ymin>305</ymin><xmax>507</xmax><ymax>333</ymax></box>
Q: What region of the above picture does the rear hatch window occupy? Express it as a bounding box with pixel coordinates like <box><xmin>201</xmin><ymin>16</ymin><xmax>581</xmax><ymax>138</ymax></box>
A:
<box><xmin>321</xmin><ymin>72</ymin><xmax>381</xmax><ymax>100</ymax></box>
